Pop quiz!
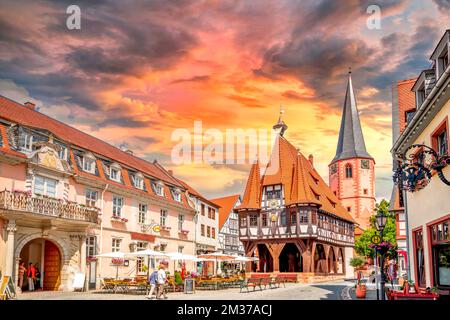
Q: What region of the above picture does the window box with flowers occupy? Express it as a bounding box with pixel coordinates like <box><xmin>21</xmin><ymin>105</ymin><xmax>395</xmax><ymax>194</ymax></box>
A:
<box><xmin>179</xmin><ymin>229</ymin><xmax>189</xmax><ymax>235</ymax></box>
<box><xmin>161</xmin><ymin>225</ymin><xmax>171</xmax><ymax>231</ymax></box>
<box><xmin>111</xmin><ymin>258</ymin><xmax>124</xmax><ymax>265</ymax></box>
<box><xmin>86</xmin><ymin>256</ymin><xmax>98</xmax><ymax>263</ymax></box>
<box><xmin>111</xmin><ymin>215</ymin><xmax>128</xmax><ymax>223</ymax></box>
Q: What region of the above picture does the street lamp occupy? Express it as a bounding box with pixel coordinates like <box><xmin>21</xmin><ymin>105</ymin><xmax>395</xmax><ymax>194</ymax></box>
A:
<box><xmin>375</xmin><ymin>212</ymin><xmax>387</xmax><ymax>300</ymax></box>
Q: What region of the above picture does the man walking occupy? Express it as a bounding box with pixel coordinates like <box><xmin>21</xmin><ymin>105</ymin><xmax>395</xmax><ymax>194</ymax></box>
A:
<box><xmin>156</xmin><ymin>264</ymin><xmax>168</xmax><ymax>300</ymax></box>
<box><xmin>27</xmin><ymin>262</ymin><xmax>36</xmax><ymax>291</ymax></box>
<box><xmin>146</xmin><ymin>269</ymin><xmax>158</xmax><ymax>299</ymax></box>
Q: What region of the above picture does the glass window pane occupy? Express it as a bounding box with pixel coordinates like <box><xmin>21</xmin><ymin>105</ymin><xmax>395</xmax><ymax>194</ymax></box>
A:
<box><xmin>34</xmin><ymin>176</ymin><xmax>45</xmax><ymax>195</ymax></box>
<box><xmin>46</xmin><ymin>179</ymin><xmax>57</xmax><ymax>197</ymax></box>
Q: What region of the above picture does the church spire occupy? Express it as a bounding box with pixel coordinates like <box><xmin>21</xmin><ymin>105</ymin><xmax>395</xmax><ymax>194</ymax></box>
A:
<box><xmin>332</xmin><ymin>69</ymin><xmax>372</xmax><ymax>163</ymax></box>
<box><xmin>273</xmin><ymin>105</ymin><xmax>288</xmax><ymax>136</ymax></box>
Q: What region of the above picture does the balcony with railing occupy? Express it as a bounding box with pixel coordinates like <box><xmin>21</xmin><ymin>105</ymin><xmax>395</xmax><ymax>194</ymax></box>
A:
<box><xmin>0</xmin><ymin>190</ymin><xmax>99</xmax><ymax>224</ymax></box>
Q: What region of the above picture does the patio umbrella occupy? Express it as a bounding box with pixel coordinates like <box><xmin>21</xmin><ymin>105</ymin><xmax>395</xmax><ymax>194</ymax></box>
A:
<box><xmin>95</xmin><ymin>252</ymin><xmax>137</xmax><ymax>279</ymax></box>
<box><xmin>127</xmin><ymin>249</ymin><xmax>169</xmax><ymax>278</ymax></box>
<box><xmin>197</xmin><ymin>252</ymin><xmax>236</xmax><ymax>276</ymax></box>
<box><xmin>232</xmin><ymin>255</ymin><xmax>259</xmax><ymax>271</ymax></box>
<box><xmin>166</xmin><ymin>253</ymin><xmax>197</xmax><ymax>274</ymax></box>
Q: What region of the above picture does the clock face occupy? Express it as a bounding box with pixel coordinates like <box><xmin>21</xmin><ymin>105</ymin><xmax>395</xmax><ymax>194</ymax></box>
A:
<box><xmin>361</xmin><ymin>160</ymin><xmax>370</xmax><ymax>169</ymax></box>
<box><xmin>269</xmin><ymin>200</ymin><xmax>278</xmax><ymax>208</ymax></box>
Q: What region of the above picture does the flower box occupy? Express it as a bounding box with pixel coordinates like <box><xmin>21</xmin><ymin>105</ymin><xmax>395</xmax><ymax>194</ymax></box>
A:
<box><xmin>111</xmin><ymin>215</ymin><xmax>128</xmax><ymax>222</ymax></box>
<box><xmin>179</xmin><ymin>229</ymin><xmax>189</xmax><ymax>235</ymax></box>
<box><xmin>87</xmin><ymin>256</ymin><xmax>98</xmax><ymax>263</ymax></box>
<box><xmin>111</xmin><ymin>258</ymin><xmax>124</xmax><ymax>265</ymax></box>
<box><xmin>161</xmin><ymin>225</ymin><xmax>171</xmax><ymax>231</ymax></box>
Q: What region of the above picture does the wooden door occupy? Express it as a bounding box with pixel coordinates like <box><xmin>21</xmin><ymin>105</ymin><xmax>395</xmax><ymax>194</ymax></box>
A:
<box><xmin>43</xmin><ymin>241</ymin><xmax>61</xmax><ymax>291</ymax></box>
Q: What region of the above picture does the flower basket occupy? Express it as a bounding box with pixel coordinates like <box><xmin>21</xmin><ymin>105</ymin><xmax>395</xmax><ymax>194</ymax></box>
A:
<box><xmin>12</xmin><ymin>189</ymin><xmax>32</xmax><ymax>197</ymax></box>
<box><xmin>111</xmin><ymin>258</ymin><xmax>124</xmax><ymax>265</ymax></box>
<box><xmin>111</xmin><ymin>215</ymin><xmax>127</xmax><ymax>222</ymax></box>
<box><xmin>87</xmin><ymin>256</ymin><xmax>98</xmax><ymax>263</ymax></box>
<box><xmin>369</xmin><ymin>241</ymin><xmax>394</xmax><ymax>255</ymax></box>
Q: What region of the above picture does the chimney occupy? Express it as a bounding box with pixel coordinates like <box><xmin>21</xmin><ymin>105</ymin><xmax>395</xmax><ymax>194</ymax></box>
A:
<box><xmin>308</xmin><ymin>154</ymin><xmax>314</xmax><ymax>167</ymax></box>
<box><xmin>168</xmin><ymin>170</ymin><xmax>173</xmax><ymax>176</ymax></box>
<box><xmin>24</xmin><ymin>102</ymin><xmax>35</xmax><ymax>110</ymax></box>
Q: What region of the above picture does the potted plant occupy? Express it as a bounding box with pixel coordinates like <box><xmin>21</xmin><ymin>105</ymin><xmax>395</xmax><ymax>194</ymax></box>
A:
<box><xmin>355</xmin><ymin>271</ymin><xmax>366</xmax><ymax>298</ymax></box>
<box><xmin>350</xmin><ymin>256</ymin><xmax>366</xmax><ymax>270</ymax></box>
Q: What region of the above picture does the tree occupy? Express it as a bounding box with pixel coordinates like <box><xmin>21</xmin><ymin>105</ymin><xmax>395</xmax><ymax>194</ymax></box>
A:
<box><xmin>354</xmin><ymin>199</ymin><xmax>397</xmax><ymax>258</ymax></box>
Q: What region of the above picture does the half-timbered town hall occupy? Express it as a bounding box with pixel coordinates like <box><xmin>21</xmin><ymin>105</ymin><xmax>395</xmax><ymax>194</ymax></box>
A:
<box><xmin>236</xmin><ymin>113</ymin><xmax>356</xmax><ymax>280</ymax></box>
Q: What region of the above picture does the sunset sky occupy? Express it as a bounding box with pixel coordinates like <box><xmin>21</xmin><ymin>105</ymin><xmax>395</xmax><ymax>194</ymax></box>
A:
<box><xmin>1</xmin><ymin>0</ymin><xmax>449</xmax><ymax>201</ymax></box>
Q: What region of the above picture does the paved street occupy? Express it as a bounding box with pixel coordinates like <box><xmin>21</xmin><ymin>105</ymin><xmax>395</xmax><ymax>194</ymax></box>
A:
<box><xmin>17</xmin><ymin>280</ymin><xmax>355</xmax><ymax>300</ymax></box>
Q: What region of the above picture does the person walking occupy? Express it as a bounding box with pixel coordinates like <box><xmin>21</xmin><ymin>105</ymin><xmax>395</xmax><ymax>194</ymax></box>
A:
<box><xmin>156</xmin><ymin>264</ymin><xmax>168</xmax><ymax>300</ymax></box>
<box><xmin>27</xmin><ymin>263</ymin><xmax>36</xmax><ymax>291</ymax></box>
<box><xmin>146</xmin><ymin>269</ymin><xmax>158</xmax><ymax>299</ymax></box>
<box><xmin>18</xmin><ymin>262</ymin><xmax>27</xmax><ymax>291</ymax></box>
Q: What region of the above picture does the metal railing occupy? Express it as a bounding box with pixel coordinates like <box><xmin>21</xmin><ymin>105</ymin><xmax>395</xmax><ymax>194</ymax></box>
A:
<box><xmin>0</xmin><ymin>190</ymin><xmax>99</xmax><ymax>223</ymax></box>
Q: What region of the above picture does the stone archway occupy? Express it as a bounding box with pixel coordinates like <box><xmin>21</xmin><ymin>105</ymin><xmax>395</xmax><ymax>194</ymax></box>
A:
<box><xmin>14</xmin><ymin>233</ymin><xmax>70</xmax><ymax>290</ymax></box>
<box><xmin>279</xmin><ymin>243</ymin><xmax>302</xmax><ymax>272</ymax></box>
<box><xmin>337</xmin><ymin>247</ymin><xmax>345</xmax><ymax>274</ymax></box>
<box><xmin>314</xmin><ymin>244</ymin><xmax>327</xmax><ymax>273</ymax></box>
<box><xmin>327</xmin><ymin>246</ymin><xmax>337</xmax><ymax>274</ymax></box>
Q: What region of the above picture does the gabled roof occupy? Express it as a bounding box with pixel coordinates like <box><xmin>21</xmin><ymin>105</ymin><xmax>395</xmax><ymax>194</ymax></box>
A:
<box><xmin>331</xmin><ymin>72</ymin><xmax>372</xmax><ymax>163</ymax></box>
<box><xmin>210</xmin><ymin>194</ymin><xmax>240</xmax><ymax>229</ymax></box>
<box><xmin>236</xmin><ymin>131</ymin><xmax>355</xmax><ymax>223</ymax></box>
<box><xmin>236</xmin><ymin>161</ymin><xmax>261</xmax><ymax>210</ymax></box>
<box><xmin>0</xmin><ymin>95</ymin><xmax>182</xmax><ymax>186</ymax></box>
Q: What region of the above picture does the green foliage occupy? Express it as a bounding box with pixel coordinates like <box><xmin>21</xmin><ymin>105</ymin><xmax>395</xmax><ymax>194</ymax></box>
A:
<box><xmin>354</xmin><ymin>199</ymin><xmax>398</xmax><ymax>258</ymax></box>
<box><xmin>350</xmin><ymin>256</ymin><xmax>366</xmax><ymax>268</ymax></box>
<box><xmin>174</xmin><ymin>271</ymin><xmax>183</xmax><ymax>285</ymax></box>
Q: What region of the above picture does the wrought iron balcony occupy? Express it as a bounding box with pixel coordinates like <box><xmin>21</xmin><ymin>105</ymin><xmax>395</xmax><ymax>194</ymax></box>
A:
<box><xmin>0</xmin><ymin>190</ymin><xmax>99</xmax><ymax>224</ymax></box>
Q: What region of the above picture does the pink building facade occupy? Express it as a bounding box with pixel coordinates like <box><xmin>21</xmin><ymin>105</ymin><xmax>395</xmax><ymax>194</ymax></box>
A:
<box><xmin>0</xmin><ymin>96</ymin><xmax>209</xmax><ymax>291</ymax></box>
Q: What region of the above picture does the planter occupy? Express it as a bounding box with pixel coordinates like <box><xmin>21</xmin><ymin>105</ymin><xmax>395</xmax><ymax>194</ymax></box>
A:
<box><xmin>367</xmin><ymin>257</ymin><xmax>374</xmax><ymax>265</ymax></box>
<box><xmin>356</xmin><ymin>284</ymin><xmax>367</xmax><ymax>298</ymax></box>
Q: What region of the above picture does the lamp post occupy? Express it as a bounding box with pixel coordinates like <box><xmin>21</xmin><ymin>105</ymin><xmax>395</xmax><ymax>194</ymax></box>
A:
<box><xmin>375</xmin><ymin>212</ymin><xmax>388</xmax><ymax>300</ymax></box>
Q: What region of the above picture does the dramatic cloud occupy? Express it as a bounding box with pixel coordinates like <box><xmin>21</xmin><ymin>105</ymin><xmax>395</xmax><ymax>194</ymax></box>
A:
<box><xmin>0</xmin><ymin>0</ymin><xmax>448</xmax><ymax>201</ymax></box>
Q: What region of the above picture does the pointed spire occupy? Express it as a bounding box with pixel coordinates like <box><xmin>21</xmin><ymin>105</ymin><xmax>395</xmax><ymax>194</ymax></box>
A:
<box><xmin>332</xmin><ymin>70</ymin><xmax>372</xmax><ymax>163</ymax></box>
<box><xmin>273</xmin><ymin>105</ymin><xmax>288</xmax><ymax>136</ymax></box>
<box><xmin>236</xmin><ymin>161</ymin><xmax>261</xmax><ymax>210</ymax></box>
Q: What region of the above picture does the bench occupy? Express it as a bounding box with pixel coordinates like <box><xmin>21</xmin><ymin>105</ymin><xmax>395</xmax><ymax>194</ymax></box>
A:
<box><xmin>273</xmin><ymin>274</ymin><xmax>297</xmax><ymax>287</ymax></box>
<box><xmin>260</xmin><ymin>277</ymin><xmax>276</xmax><ymax>289</ymax></box>
<box><xmin>240</xmin><ymin>278</ymin><xmax>263</xmax><ymax>292</ymax></box>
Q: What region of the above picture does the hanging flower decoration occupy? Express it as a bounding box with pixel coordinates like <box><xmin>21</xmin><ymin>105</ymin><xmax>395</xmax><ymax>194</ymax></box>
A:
<box><xmin>369</xmin><ymin>241</ymin><xmax>394</xmax><ymax>255</ymax></box>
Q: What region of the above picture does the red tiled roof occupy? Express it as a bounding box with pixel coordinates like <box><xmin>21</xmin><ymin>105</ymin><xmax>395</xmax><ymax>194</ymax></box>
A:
<box><xmin>0</xmin><ymin>95</ymin><xmax>181</xmax><ymax>186</ymax></box>
<box><xmin>210</xmin><ymin>194</ymin><xmax>240</xmax><ymax>229</ymax></box>
<box><xmin>236</xmin><ymin>161</ymin><xmax>261</xmax><ymax>210</ymax></box>
<box><xmin>236</xmin><ymin>135</ymin><xmax>355</xmax><ymax>223</ymax></box>
<box><xmin>0</xmin><ymin>95</ymin><xmax>194</xmax><ymax>211</ymax></box>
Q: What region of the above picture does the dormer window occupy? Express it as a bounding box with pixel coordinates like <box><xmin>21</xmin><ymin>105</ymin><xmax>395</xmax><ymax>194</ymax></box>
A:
<box><xmin>131</xmin><ymin>172</ymin><xmax>144</xmax><ymax>189</ymax></box>
<box><xmin>109</xmin><ymin>163</ymin><xmax>121</xmax><ymax>182</ymax></box>
<box><xmin>405</xmin><ymin>109</ymin><xmax>416</xmax><ymax>124</ymax></box>
<box><xmin>172</xmin><ymin>188</ymin><xmax>182</xmax><ymax>202</ymax></box>
<box><xmin>82</xmin><ymin>154</ymin><xmax>96</xmax><ymax>174</ymax></box>
<box><xmin>21</xmin><ymin>133</ymin><xmax>33</xmax><ymax>152</ymax></box>
<box><xmin>266</xmin><ymin>185</ymin><xmax>282</xmax><ymax>200</ymax></box>
<box><xmin>152</xmin><ymin>181</ymin><xmax>165</xmax><ymax>196</ymax></box>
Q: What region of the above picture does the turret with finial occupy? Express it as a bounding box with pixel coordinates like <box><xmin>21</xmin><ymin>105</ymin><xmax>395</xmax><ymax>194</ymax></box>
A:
<box><xmin>273</xmin><ymin>105</ymin><xmax>288</xmax><ymax>136</ymax></box>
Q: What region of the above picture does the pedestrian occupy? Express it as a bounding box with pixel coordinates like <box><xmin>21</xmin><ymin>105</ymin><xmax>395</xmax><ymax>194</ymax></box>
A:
<box><xmin>18</xmin><ymin>262</ymin><xmax>27</xmax><ymax>291</ymax></box>
<box><xmin>156</xmin><ymin>264</ymin><xmax>168</xmax><ymax>300</ymax></box>
<box><xmin>34</xmin><ymin>263</ymin><xmax>41</xmax><ymax>290</ymax></box>
<box><xmin>146</xmin><ymin>269</ymin><xmax>158</xmax><ymax>299</ymax></box>
<box><xmin>27</xmin><ymin>262</ymin><xmax>36</xmax><ymax>291</ymax></box>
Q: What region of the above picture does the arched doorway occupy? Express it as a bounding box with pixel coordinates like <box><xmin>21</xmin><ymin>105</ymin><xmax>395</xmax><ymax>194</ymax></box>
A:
<box><xmin>279</xmin><ymin>243</ymin><xmax>302</xmax><ymax>272</ymax></box>
<box><xmin>19</xmin><ymin>238</ymin><xmax>61</xmax><ymax>291</ymax></box>
<box><xmin>314</xmin><ymin>244</ymin><xmax>327</xmax><ymax>273</ymax></box>
<box><xmin>256</xmin><ymin>244</ymin><xmax>273</xmax><ymax>272</ymax></box>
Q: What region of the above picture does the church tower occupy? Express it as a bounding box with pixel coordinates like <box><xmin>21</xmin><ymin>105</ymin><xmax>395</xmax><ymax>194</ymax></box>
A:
<box><xmin>328</xmin><ymin>70</ymin><xmax>375</xmax><ymax>230</ymax></box>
